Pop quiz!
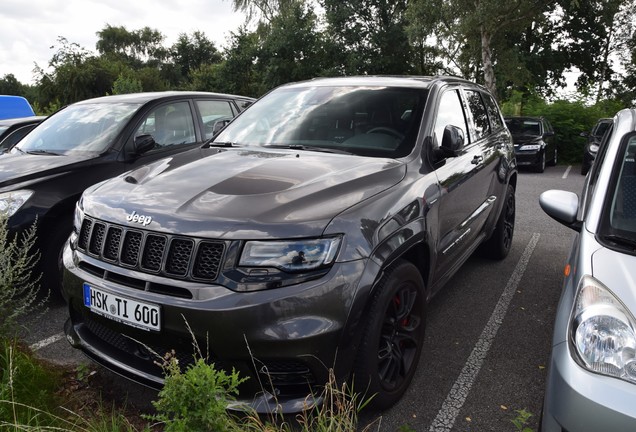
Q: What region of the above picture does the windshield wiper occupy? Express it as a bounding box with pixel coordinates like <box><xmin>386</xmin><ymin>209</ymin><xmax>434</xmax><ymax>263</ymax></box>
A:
<box><xmin>267</xmin><ymin>144</ymin><xmax>353</xmax><ymax>155</ymax></box>
<box><xmin>25</xmin><ymin>149</ymin><xmax>62</xmax><ymax>156</ymax></box>
<box><xmin>601</xmin><ymin>234</ymin><xmax>636</xmax><ymax>250</ymax></box>
<box><xmin>205</xmin><ymin>141</ymin><xmax>238</xmax><ymax>148</ymax></box>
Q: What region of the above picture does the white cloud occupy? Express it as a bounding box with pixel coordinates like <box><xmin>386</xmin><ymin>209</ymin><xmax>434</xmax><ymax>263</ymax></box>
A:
<box><xmin>0</xmin><ymin>0</ymin><xmax>247</xmax><ymax>84</ymax></box>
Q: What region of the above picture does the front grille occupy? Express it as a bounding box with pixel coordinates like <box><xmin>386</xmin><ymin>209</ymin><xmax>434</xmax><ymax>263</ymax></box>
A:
<box><xmin>78</xmin><ymin>216</ymin><xmax>226</xmax><ymax>283</ymax></box>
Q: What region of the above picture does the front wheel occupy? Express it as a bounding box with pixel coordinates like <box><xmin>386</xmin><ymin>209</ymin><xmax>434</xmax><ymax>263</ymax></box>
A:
<box><xmin>354</xmin><ymin>260</ymin><xmax>426</xmax><ymax>410</ymax></box>
<box><xmin>535</xmin><ymin>151</ymin><xmax>546</xmax><ymax>173</ymax></box>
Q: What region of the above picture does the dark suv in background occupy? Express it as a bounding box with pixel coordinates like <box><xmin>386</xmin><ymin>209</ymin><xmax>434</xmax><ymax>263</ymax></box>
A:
<box><xmin>62</xmin><ymin>76</ymin><xmax>517</xmax><ymax>413</ymax></box>
<box><xmin>505</xmin><ymin>116</ymin><xmax>556</xmax><ymax>172</ymax></box>
<box><xmin>580</xmin><ymin>117</ymin><xmax>612</xmax><ymax>175</ymax></box>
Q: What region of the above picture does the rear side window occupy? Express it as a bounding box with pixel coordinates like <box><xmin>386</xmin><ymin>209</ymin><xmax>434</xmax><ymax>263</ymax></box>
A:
<box><xmin>196</xmin><ymin>100</ymin><xmax>236</xmax><ymax>140</ymax></box>
<box><xmin>483</xmin><ymin>93</ymin><xmax>504</xmax><ymax>131</ymax></box>
<box><xmin>464</xmin><ymin>89</ymin><xmax>490</xmax><ymax>140</ymax></box>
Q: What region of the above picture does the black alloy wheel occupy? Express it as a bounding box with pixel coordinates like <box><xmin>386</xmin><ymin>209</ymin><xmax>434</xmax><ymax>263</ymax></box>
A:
<box><xmin>479</xmin><ymin>184</ymin><xmax>515</xmax><ymax>260</ymax></box>
<box><xmin>354</xmin><ymin>260</ymin><xmax>426</xmax><ymax>410</ymax></box>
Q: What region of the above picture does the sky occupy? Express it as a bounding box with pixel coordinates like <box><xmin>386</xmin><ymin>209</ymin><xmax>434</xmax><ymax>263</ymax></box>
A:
<box><xmin>0</xmin><ymin>0</ymin><xmax>248</xmax><ymax>85</ymax></box>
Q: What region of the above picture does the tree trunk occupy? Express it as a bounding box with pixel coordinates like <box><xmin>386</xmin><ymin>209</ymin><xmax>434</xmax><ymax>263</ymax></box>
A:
<box><xmin>481</xmin><ymin>27</ymin><xmax>497</xmax><ymax>99</ymax></box>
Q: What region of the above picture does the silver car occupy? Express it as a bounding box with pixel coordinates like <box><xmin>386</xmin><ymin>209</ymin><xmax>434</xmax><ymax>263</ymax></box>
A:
<box><xmin>539</xmin><ymin>108</ymin><xmax>636</xmax><ymax>431</ymax></box>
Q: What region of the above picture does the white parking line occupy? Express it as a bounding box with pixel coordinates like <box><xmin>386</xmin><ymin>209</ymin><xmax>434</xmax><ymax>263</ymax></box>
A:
<box><xmin>428</xmin><ymin>233</ymin><xmax>540</xmax><ymax>432</ymax></box>
<box><xmin>29</xmin><ymin>332</ymin><xmax>65</xmax><ymax>351</ymax></box>
<box><xmin>562</xmin><ymin>165</ymin><xmax>572</xmax><ymax>179</ymax></box>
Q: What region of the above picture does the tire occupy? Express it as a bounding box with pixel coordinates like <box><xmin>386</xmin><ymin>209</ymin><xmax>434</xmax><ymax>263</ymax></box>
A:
<box><xmin>41</xmin><ymin>222</ymin><xmax>72</xmax><ymax>296</ymax></box>
<box><xmin>581</xmin><ymin>162</ymin><xmax>589</xmax><ymax>175</ymax></box>
<box><xmin>535</xmin><ymin>151</ymin><xmax>546</xmax><ymax>173</ymax></box>
<box><xmin>548</xmin><ymin>147</ymin><xmax>557</xmax><ymax>166</ymax></box>
<box><xmin>354</xmin><ymin>260</ymin><xmax>426</xmax><ymax>411</ymax></box>
<box><xmin>479</xmin><ymin>184</ymin><xmax>515</xmax><ymax>260</ymax></box>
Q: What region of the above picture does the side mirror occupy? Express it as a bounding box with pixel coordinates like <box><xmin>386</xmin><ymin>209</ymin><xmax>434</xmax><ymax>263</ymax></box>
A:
<box><xmin>544</xmin><ymin>131</ymin><xmax>555</xmax><ymax>137</ymax></box>
<box><xmin>437</xmin><ymin>125</ymin><xmax>464</xmax><ymax>158</ymax></box>
<box><xmin>212</xmin><ymin>119</ymin><xmax>232</xmax><ymax>135</ymax></box>
<box><xmin>133</xmin><ymin>134</ymin><xmax>156</xmax><ymax>156</ymax></box>
<box><xmin>580</xmin><ymin>131</ymin><xmax>590</xmax><ymax>138</ymax></box>
<box><xmin>539</xmin><ymin>190</ymin><xmax>581</xmax><ymax>231</ymax></box>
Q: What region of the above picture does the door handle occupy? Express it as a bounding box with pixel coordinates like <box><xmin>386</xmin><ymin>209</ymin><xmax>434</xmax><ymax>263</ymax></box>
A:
<box><xmin>471</xmin><ymin>155</ymin><xmax>483</xmax><ymax>164</ymax></box>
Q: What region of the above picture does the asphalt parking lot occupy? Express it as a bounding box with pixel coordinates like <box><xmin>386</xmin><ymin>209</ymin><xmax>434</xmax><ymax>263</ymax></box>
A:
<box><xmin>20</xmin><ymin>164</ymin><xmax>585</xmax><ymax>431</ymax></box>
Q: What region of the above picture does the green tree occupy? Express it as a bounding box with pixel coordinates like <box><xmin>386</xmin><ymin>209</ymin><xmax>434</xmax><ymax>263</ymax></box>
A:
<box><xmin>258</xmin><ymin>1</ymin><xmax>329</xmax><ymax>88</ymax></box>
<box><xmin>321</xmin><ymin>0</ymin><xmax>412</xmax><ymax>75</ymax></box>
<box><xmin>170</xmin><ymin>31</ymin><xmax>223</xmax><ymax>85</ymax></box>
<box><xmin>213</xmin><ymin>27</ymin><xmax>264</xmax><ymax>97</ymax></box>
<box><xmin>407</xmin><ymin>0</ymin><xmax>557</xmax><ymax>99</ymax></box>
<box><xmin>96</xmin><ymin>24</ymin><xmax>167</xmax><ymax>67</ymax></box>
<box><xmin>0</xmin><ymin>74</ymin><xmax>26</xmax><ymax>95</ymax></box>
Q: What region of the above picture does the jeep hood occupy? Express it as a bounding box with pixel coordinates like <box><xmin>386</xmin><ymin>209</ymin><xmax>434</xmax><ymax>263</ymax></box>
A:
<box><xmin>0</xmin><ymin>152</ymin><xmax>94</xmax><ymax>189</ymax></box>
<box><xmin>83</xmin><ymin>147</ymin><xmax>405</xmax><ymax>239</ymax></box>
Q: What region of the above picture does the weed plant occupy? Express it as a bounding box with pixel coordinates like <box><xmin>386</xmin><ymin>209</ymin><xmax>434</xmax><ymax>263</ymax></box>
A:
<box><xmin>0</xmin><ymin>216</ymin><xmax>45</xmax><ymax>335</ymax></box>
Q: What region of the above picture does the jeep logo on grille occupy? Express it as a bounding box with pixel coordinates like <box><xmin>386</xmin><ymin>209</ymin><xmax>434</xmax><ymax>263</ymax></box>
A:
<box><xmin>126</xmin><ymin>210</ymin><xmax>152</xmax><ymax>226</ymax></box>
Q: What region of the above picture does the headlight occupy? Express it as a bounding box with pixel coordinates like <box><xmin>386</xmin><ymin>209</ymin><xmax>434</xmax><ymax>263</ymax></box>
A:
<box><xmin>571</xmin><ymin>276</ymin><xmax>636</xmax><ymax>383</ymax></box>
<box><xmin>239</xmin><ymin>237</ymin><xmax>341</xmax><ymax>272</ymax></box>
<box><xmin>589</xmin><ymin>144</ymin><xmax>599</xmax><ymax>154</ymax></box>
<box><xmin>0</xmin><ymin>190</ymin><xmax>33</xmax><ymax>217</ymax></box>
<box><xmin>519</xmin><ymin>144</ymin><xmax>541</xmax><ymax>151</ymax></box>
<box><xmin>73</xmin><ymin>195</ymin><xmax>85</xmax><ymax>233</ymax></box>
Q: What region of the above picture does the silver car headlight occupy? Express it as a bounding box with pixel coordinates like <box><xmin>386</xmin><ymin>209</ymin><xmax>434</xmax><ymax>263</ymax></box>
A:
<box><xmin>239</xmin><ymin>237</ymin><xmax>341</xmax><ymax>272</ymax></box>
<box><xmin>519</xmin><ymin>144</ymin><xmax>541</xmax><ymax>151</ymax></box>
<box><xmin>571</xmin><ymin>275</ymin><xmax>636</xmax><ymax>383</ymax></box>
<box><xmin>0</xmin><ymin>190</ymin><xmax>34</xmax><ymax>217</ymax></box>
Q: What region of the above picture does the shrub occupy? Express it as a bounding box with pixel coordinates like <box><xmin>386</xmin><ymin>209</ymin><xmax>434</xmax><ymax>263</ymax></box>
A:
<box><xmin>0</xmin><ymin>217</ymin><xmax>45</xmax><ymax>336</ymax></box>
<box><xmin>147</xmin><ymin>351</ymin><xmax>248</xmax><ymax>432</ymax></box>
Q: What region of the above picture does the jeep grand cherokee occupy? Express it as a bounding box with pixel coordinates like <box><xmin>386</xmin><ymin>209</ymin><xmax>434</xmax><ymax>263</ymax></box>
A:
<box><xmin>61</xmin><ymin>76</ymin><xmax>517</xmax><ymax>413</ymax></box>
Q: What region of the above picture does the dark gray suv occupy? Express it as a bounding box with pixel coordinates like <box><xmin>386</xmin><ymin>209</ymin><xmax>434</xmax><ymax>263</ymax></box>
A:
<box><xmin>61</xmin><ymin>76</ymin><xmax>517</xmax><ymax>413</ymax></box>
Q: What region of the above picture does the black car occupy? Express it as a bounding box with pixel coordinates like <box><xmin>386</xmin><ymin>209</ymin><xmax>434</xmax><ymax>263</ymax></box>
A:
<box><xmin>0</xmin><ymin>115</ymin><xmax>46</xmax><ymax>151</ymax></box>
<box><xmin>505</xmin><ymin>116</ymin><xmax>556</xmax><ymax>172</ymax></box>
<box><xmin>580</xmin><ymin>117</ymin><xmax>612</xmax><ymax>175</ymax></box>
<box><xmin>0</xmin><ymin>91</ymin><xmax>253</xmax><ymax>292</ymax></box>
<box><xmin>61</xmin><ymin>76</ymin><xmax>517</xmax><ymax>413</ymax></box>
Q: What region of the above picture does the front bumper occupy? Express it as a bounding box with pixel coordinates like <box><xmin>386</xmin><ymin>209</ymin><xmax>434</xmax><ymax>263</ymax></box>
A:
<box><xmin>62</xmin><ymin>242</ymin><xmax>368</xmax><ymax>414</ymax></box>
<box><xmin>514</xmin><ymin>150</ymin><xmax>541</xmax><ymax>167</ymax></box>
<box><xmin>541</xmin><ymin>342</ymin><xmax>636</xmax><ymax>431</ymax></box>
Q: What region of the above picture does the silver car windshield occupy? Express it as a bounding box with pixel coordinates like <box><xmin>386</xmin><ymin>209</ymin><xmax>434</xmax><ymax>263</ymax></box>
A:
<box><xmin>13</xmin><ymin>102</ymin><xmax>141</xmax><ymax>155</ymax></box>
<box><xmin>214</xmin><ymin>86</ymin><xmax>427</xmax><ymax>158</ymax></box>
<box><xmin>600</xmin><ymin>135</ymin><xmax>636</xmax><ymax>250</ymax></box>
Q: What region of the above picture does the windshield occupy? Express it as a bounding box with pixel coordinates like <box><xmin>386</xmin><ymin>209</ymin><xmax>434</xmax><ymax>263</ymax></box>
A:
<box><xmin>505</xmin><ymin>118</ymin><xmax>541</xmax><ymax>136</ymax></box>
<box><xmin>14</xmin><ymin>102</ymin><xmax>141</xmax><ymax>155</ymax></box>
<box><xmin>214</xmin><ymin>86</ymin><xmax>427</xmax><ymax>158</ymax></box>
<box><xmin>599</xmin><ymin>134</ymin><xmax>636</xmax><ymax>251</ymax></box>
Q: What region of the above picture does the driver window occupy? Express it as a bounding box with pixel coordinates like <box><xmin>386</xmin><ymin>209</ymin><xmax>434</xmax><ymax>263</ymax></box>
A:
<box><xmin>434</xmin><ymin>90</ymin><xmax>469</xmax><ymax>147</ymax></box>
<box><xmin>196</xmin><ymin>100</ymin><xmax>235</xmax><ymax>139</ymax></box>
<box><xmin>137</xmin><ymin>102</ymin><xmax>196</xmax><ymax>149</ymax></box>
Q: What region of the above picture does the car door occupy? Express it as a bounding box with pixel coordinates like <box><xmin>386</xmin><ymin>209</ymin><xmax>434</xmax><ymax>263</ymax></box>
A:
<box><xmin>432</xmin><ymin>86</ymin><xmax>499</xmax><ymax>283</ymax></box>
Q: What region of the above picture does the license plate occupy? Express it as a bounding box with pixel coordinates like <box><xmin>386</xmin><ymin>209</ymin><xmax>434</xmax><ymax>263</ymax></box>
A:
<box><xmin>83</xmin><ymin>283</ymin><xmax>160</xmax><ymax>331</ymax></box>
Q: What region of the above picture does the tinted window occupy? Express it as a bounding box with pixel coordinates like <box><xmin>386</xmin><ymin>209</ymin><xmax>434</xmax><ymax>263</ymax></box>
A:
<box><xmin>464</xmin><ymin>89</ymin><xmax>489</xmax><ymax>140</ymax></box>
<box><xmin>483</xmin><ymin>93</ymin><xmax>504</xmax><ymax>130</ymax></box>
<box><xmin>434</xmin><ymin>89</ymin><xmax>468</xmax><ymax>146</ymax></box>
<box><xmin>196</xmin><ymin>100</ymin><xmax>235</xmax><ymax>140</ymax></box>
<box><xmin>599</xmin><ymin>134</ymin><xmax>636</xmax><ymax>250</ymax></box>
<box><xmin>505</xmin><ymin>118</ymin><xmax>541</xmax><ymax>136</ymax></box>
<box><xmin>214</xmin><ymin>86</ymin><xmax>427</xmax><ymax>158</ymax></box>
<box><xmin>137</xmin><ymin>102</ymin><xmax>196</xmax><ymax>149</ymax></box>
